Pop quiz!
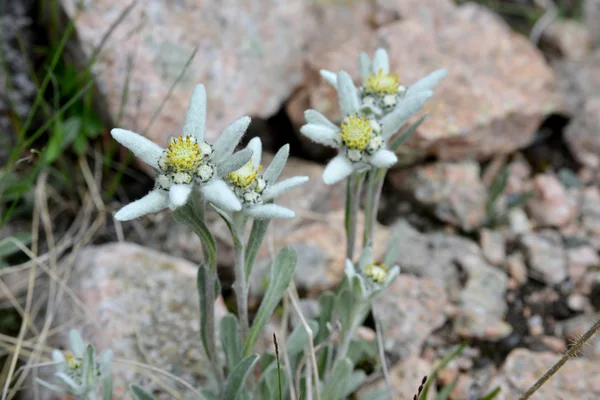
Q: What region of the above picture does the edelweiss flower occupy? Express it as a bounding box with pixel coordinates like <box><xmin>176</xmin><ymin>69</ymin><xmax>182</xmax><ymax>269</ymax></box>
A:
<box><xmin>344</xmin><ymin>246</ymin><xmax>400</xmax><ymax>300</ymax></box>
<box><xmin>320</xmin><ymin>48</ymin><xmax>447</xmax><ymax>118</ymax></box>
<box><xmin>111</xmin><ymin>84</ymin><xmax>251</xmax><ymax>220</ymax></box>
<box><xmin>38</xmin><ymin>330</ymin><xmax>112</xmax><ymax>397</ymax></box>
<box><xmin>300</xmin><ymin>71</ymin><xmax>399</xmax><ymax>184</ymax></box>
<box><xmin>225</xmin><ymin>137</ymin><xmax>308</xmax><ymax>219</ymax></box>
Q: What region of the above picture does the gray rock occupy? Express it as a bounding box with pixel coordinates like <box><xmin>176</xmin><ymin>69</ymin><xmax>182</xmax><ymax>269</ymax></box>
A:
<box><xmin>373</xmin><ymin>275</ymin><xmax>448</xmax><ymax>360</ymax></box>
<box><xmin>490</xmin><ymin>348</ymin><xmax>600</xmax><ymax>399</ymax></box>
<box><xmin>389</xmin><ymin>161</ymin><xmax>488</xmax><ymax>231</ymax></box>
<box><xmin>527</xmin><ymin>173</ymin><xmax>578</xmax><ymax>228</ymax></box>
<box><xmin>564</xmin><ymin>97</ymin><xmax>600</xmax><ymax>169</ymax></box>
<box><xmin>454</xmin><ymin>252</ymin><xmax>511</xmax><ymax>340</ymax></box>
<box><xmin>581</xmin><ymin>186</ymin><xmax>600</xmax><ymax>235</ymax></box>
<box><xmin>520</xmin><ymin>230</ymin><xmax>567</xmax><ymax>284</ymax></box>
<box><xmin>558</xmin><ymin>313</ymin><xmax>600</xmax><ymax>360</ymax></box>
<box><xmin>480</xmin><ymin>229</ymin><xmax>506</xmax><ymax>266</ymax></box>
<box><xmin>46</xmin><ymin>243</ymin><xmax>228</xmax><ymax>399</ymax></box>
<box><xmin>508</xmin><ymin>208</ymin><xmax>532</xmax><ymax>235</ymax></box>
<box><xmin>58</xmin><ymin>0</ymin><xmax>374</xmax><ymax>148</ymax></box>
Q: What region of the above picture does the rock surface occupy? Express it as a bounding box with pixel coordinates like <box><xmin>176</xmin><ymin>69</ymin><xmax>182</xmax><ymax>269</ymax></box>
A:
<box><xmin>491</xmin><ymin>348</ymin><xmax>600</xmax><ymax>399</ymax></box>
<box><xmin>527</xmin><ymin>173</ymin><xmax>578</xmax><ymax>227</ymax></box>
<box><xmin>48</xmin><ymin>243</ymin><xmax>228</xmax><ymax>399</ymax></box>
<box><xmin>373</xmin><ymin>275</ymin><xmax>448</xmax><ymax>359</ymax></box>
<box><xmin>389</xmin><ymin>162</ymin><xmax>488</xmax><ymax>231</ymax></box>
<box><xmin>520</xmin><ymin>230</ymin><xmax>567</xmax><ymax>284</ymax></box>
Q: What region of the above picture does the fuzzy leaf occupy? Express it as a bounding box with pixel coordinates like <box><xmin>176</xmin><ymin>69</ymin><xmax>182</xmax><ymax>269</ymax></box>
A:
<box><xmin>217</xmin><ymin>148</ymin><xmax>253</xmax><ymax>177</ymax></box>
<box><xmin>223</xmin><ymin>354</ymin><xmax>260</xmax><ymax>400</ymax></box>
<box><xmin>321</xmin><ymin>358</ymin><xmax>353</xmax><ymax>400</ymax></box>
<box><xmin>220</xmin><ymin>314</ymin><xmax>243</xmax><ymax>372</ymax></box>
<box><xmin>381</xmin><ymin>92</ymin><xmax>432</xmax><ymax>139</ymax></box>
<box><xmin>130</xmin><ymin>384</ymin><xmax>156</xmax><ymax>400</ymax></box>
<box><xmin>263</xmin><ymin>144</ymin><xmax>290</xmax><ymax>184</ymax></box>
<box><xmin>245</xmin><ymin>218</ymin><xmax>270</xmax><ymax>279</ymax></box>
<box><xmin>286</xmin><ymin>320</ymin><xmax>319</xmax><ymax>357</ymax></box>
<box><xmin>244</xmin><ymin>247</ymin><xmax>297</xmax><ymax>356</ymax></box>
<box><xmin>389</xmin><ymin>114</ymin><xmax>428</xmax><ymax>152</ymax></box>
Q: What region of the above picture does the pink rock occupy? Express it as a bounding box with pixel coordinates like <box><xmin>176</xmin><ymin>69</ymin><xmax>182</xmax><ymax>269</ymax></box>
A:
<box><xmin>527</xmin><ymin>174</ymin><xmax>577</xmax><ymax>227</ymax></box>
<box><xmin>492</xmin><ymin>348</ymin><xmax>600</xmax><ymax>399</ymax></box>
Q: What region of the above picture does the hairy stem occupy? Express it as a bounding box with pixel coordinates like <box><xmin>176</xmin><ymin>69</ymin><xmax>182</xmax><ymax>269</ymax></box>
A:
<box><xmin>202</xmin><ymin>268</ymin><xmax>224</xmax><ymax>393</ymax></box>
<box><xmin>345</xmin><ymin>173</ymin><xmax>365</xmax><ymax>260</ymax></box>
<box><xmin>336</xmin><ymin>304</ymin><xmax>368</xmax><ymax>361</ymax></box>
<box><xmin>232</xmin><ymin>213</ymin><xmax>250</xmax><ymax>341</ymax></box>
<box><xmin>519</xmin><ymin>318</ymin><xmax>600</xmax><ymax>400</ymax></box>
<box><xmin>373</xmin><ymin>307</ymin><xmax>394</xmax><ymax>399</ymax></box>
<box><xmin>234</xmin><ymin>241</ymin><xmax>249</xmax><ymax>341</ymax></box>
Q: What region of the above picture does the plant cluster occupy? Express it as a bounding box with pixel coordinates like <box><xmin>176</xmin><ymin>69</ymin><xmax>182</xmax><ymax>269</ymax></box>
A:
<box><xmin>40</xmin><ymin>49</ymin><xmax>455</xmax><ymax>400</ymax></box>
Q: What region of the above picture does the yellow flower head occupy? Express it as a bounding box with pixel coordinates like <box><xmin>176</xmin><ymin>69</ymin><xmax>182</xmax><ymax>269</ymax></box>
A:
<box><xmin>228</xmin><ymin>159</ymin><xmax>262</xmax><ymax>188</ymax></box>
<box><xmin>363</xmin><ymin>69</ymin><xmax>400</xmax><ymax>95</ymax></box>
<box><xmin>340</xmin><ymin>114</ymin><xmax>373</xmax><ymax>150</ymax></box>
<box><xmin>164</xmin><ymin>136</ymin><xmax>203</xmax><ymax>172</ymax></box>
<box><xmin>65</xmin><ymin>352</ymin><xmax>82</xmax><ymax>370</ymax></box>
<box><xmin>364</xmin><ymin>262</ymin><xmax>390</xmax><ymax>284</ymax></box>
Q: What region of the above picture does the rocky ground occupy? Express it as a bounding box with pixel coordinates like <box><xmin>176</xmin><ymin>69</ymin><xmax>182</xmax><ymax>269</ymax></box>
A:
<box><xmin>4</xmin><ymin>0</ymin><xmax>600</xmax><ymax>399</ymax></box>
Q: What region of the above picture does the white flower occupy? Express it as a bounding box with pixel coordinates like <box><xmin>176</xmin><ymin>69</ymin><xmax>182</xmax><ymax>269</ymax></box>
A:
<box><xmin>300</xmin><ymin>71</ymin><xmax>399</xmax><ymax>184</ymax></box>
<box><xmin>320</xmin><ymin>48</ymin><xmax>446</xmax><ymax>118</ymax></box>
<box><xmin>38</xmin><ymin>330</ymin><xmax>112</xmax><ymax>397</ymax></box>
<box><xmin>224</xmin><ymin>137</ymin><xmax>308</xmax><ymax>219</ymax></box>
<box><xmin>111</xmin><ymin>84</ymin><xmax>251</xmax><ymax>221</ymax></box>
<box><xmin>344</xmin><ymin>246</ymin><xmax>400</xmax><ymax>300</ymax></box>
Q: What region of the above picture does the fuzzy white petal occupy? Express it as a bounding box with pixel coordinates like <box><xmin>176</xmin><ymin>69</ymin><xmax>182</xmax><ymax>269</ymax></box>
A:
<box><xmin>304</xmin><ymin>109</ymin><xmax>338</xmax><ymax>130</ymax></box>
<box><xmin>406</xmin><ymin>69</ymin><xmax>448</xmax><ymax>96</ymax></box>
<box><xmin>110</xmin><ymin>129</ymin><xmax>163</xmax><ymax>169</ymax></box>
<box><xmin>114</xmin><ymin>190</ymin><xmax>169</xmax><ymax>221</ymax></box>
<box><xmin>200</xmin><ymin>179</ymin><xmax>242</xmax><ymax>211</ymax></box>
<box><xmin>262</xmin><ymin>176</ymin><xmax>309</xmax><ymax>202</ymax></box>
<box><xmin>245</xmin><ymin>204</ymin><xmax>295</xmax><ymax>219</ymax></box>
<box><xmin>168</xmin><ymin>184</ymin><xmax>193</xmax><ymax>209</ymax></box>
<box><xmin>52</xmin><ymin>350</ymin><xmax>66</xmax><ymax>363</ymax></box>
<box><xmin>213</xmin><ymin>116</ymin><xmax>251</xmax><ymax>163</ymax></box>
<box><xmin>336</xmin><ymin>71</ymin><xmax>360</xmax><ymax>117</ymax></box>
<box><xmin>182</xmin><ymin>84</ymin><xmax>207</xmax><ymax>141</ymax></box>
<box><xmin>323</xmin><ymin>154</ymin><xmax>354</xmax><ymax>185</ymax></box>
<box><xmin>372</xmin><ymin>48</ymin><xmax>390</xmax><ymax>74</ymax></box>
<box><xmin>247</xmin><ymin>137</ymin><xmax>262</xmax><ymax>169</ymax></box>
<box><xmin>381</xmin><ymin>91</ymin><xmax>433</xmax><ymax>139</ymax></box>
<box><xmin>320</xmin><ymin>69</ymin><xmax>338</xmax><ymax>89</ymax></box>
<box><xmin>263</xmin><ymin>144</ymin><xmax>289</xmax><ymax>184</ymax></box>
<box><xmin>370</xmin><ymin>149</ymin><xmax>397</xmax><ymax>168</ymax></box>
<box><xmin>359</xmin><ymin>52</ymin><xmax>372</xmax><ymax>79</ymax></box>
<box><xmin>300</xmin><ymin>124</ymin><xmax>338</xmax><ymax>148</ymax></box>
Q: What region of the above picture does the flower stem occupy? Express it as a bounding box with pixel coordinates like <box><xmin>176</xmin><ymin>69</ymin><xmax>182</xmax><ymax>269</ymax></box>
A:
<box><xmin>233</xmin><ymin>213</ymin><xmax>250</xmax><ymax>341</ymax></box>
<box><xmin>234</xmin><ymin>241</ymin><xmax>250</xmax><ymax>341</ymax></box>
<box><xmin>364</xmin><ymin>169</ymin><xmax>386</xmax><ymax>247</ymax></box>
<box><xmin>519</xmin><ymin>318</ymin><xmax>600</xmax><ymax>400</ymax></box>
<box><xmin>336</xmin><ymin>303</ymin><xmax>368</xmax><ymax>361</ymax></box>
<box><xmin>345</xmin><ymin>173</ymin><xmax>365</xmax><ymax>260</ymax></box>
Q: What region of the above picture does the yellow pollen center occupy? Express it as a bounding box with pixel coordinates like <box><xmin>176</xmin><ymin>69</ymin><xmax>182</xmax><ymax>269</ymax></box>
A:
<box><xmin>165</xmin><ymin>136</ymin><xmax>202</xmax><ymax>172</ymax></box>
<box><xmin>340</xmin><ymin>115</ymin><xmax>373</xmax><ymax>150</ymax></box>
<box><xmin>364</xmin><ymin>262</ymin><xmax>390</xmax><ymax>284</ymax></box>
<box><xmin>228</xmin><ymin>159</ymin><xmax>262</xmax><ymax>188</ymax></box>
<box><xmin>363</xmin><ymin>69</ymin><xmax>400</xmax><ymax>95</ymax></box>
<box><xmin>65</xmin><ymin>352</ymin><xmax>81</xmax><ymax>369</ymax></box>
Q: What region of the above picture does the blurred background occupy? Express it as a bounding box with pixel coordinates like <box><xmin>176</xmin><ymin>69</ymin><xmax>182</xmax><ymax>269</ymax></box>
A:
<box><xmin>1</xmin><ymin>0</ymin><xmax>600</xmax><ymax>398</ymax></box>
